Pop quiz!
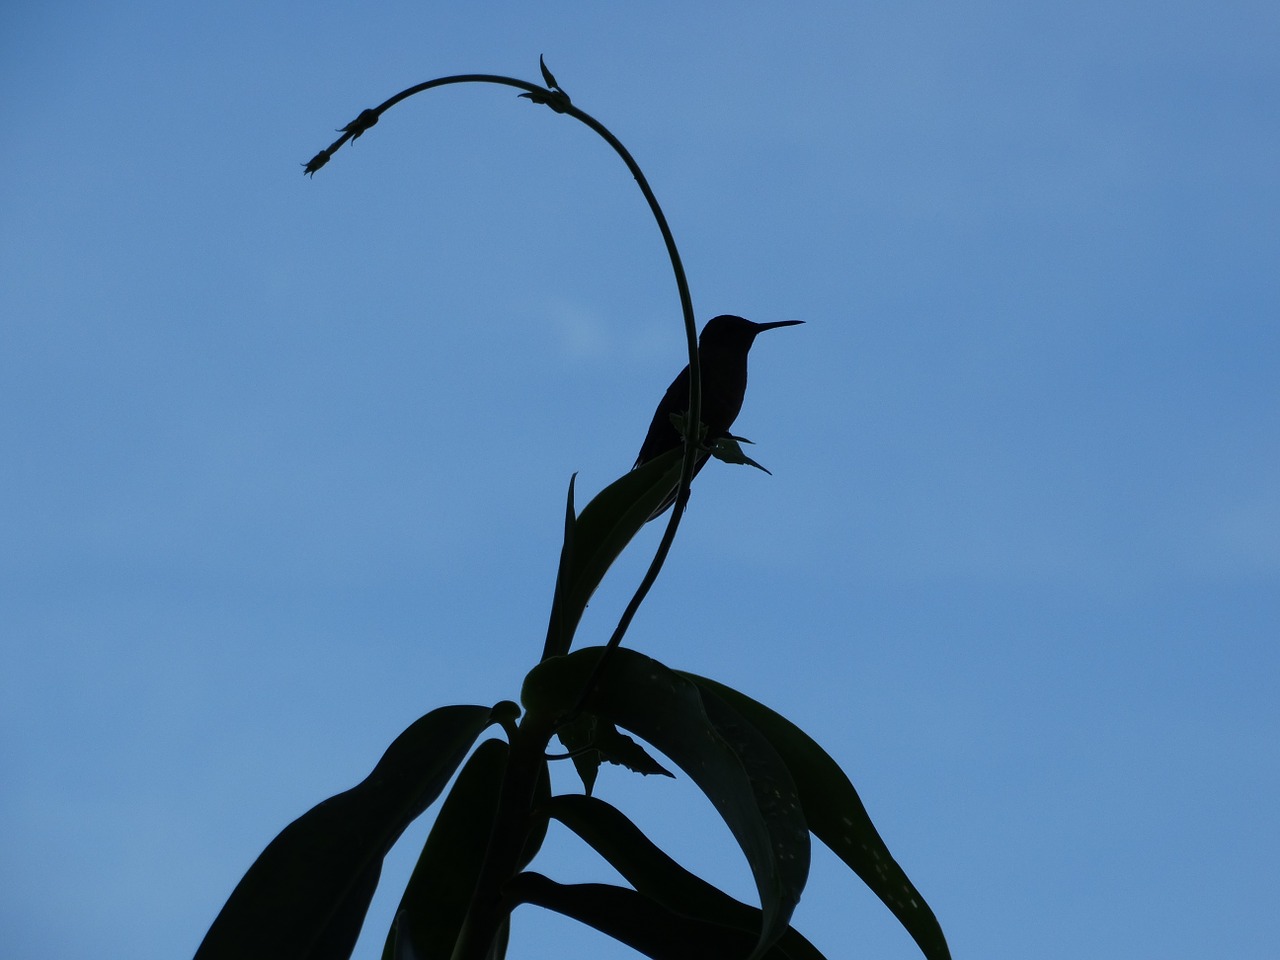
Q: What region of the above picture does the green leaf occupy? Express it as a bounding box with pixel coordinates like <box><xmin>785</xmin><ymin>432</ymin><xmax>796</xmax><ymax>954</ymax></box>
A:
<box><xmin>384</xmin><ymin>741</ymin><xmax>547</xmax><ymax>960</ymax></box>
<box><xmin>506</xmin><ymin>873</ymin><xmax>809</xmax><ymax>960</ymax></box>
<box><xmin>195</xmin><ymin>703</ymin><xmax>503</xmax><ymax>960</ymax></box>
<box><xmin>545</xmin><ymin>795</ymin><xmax>827</xmax><ymax>960</ymax></box>
<box><xmin>383</xmin><ymin>738</ymin><xmax>509</xmax><ymax>960</ymax></box>
<box><xmin>684</xmin><ymin>675</ymin><xmax>951</xmax><ymax>960</ymax></box>
<box><xmin>542</xmin><ymin>449</ymin><xmax>684</xmax><ymax>658</ymax></box>
<box><xmin>523</xmin><ymin>648</ymin><xmax>809</xmax><ymax>959</ymax></box>
<box><xmin>541</xmin><ymin>473</ymin><xmax>578</xmax><ymax>662</ymax></box>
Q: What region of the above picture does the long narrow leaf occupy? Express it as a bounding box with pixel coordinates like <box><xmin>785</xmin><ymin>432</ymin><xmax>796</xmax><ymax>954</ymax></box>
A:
<box><xmin>545</xmin><ymin>795</ymin><xmax>826</xmax><ymax>960</ymax></box>
<box><xmin>456</xmin><ymin>760</ymin><xmax>546</xmax><ymax>960</ymax></box>
<box><xmin>523</xmin><ymin>648</ymin><xmax>808</xmax><ymax>959</ymax></box>
<box><xmin>542</xmin><ymin>449</ymin><xmax>683</xmax><ymax>657</ymax></box>
<box><xmin>541</xmin><ymin>473</ymin><xmax>578</xmax><ymax>661</ymax></box>
<box><xmin>517</xmin><ymin>757</ymin><xmax>552</xmax><ymax>872</ymax></box>
<box><xmin>195</xmin><ymin>703</ymin><xmax>507</xmax><ymax>960</ymax></box>
<box><xmin>484</xmin><ymin>917</ymin><xmax>509</xmax><ymax>960</ymax></box>
<box><xmin>506</xmin><ymin>873</ymin><xmax>798</xmax><ymax>960</ymax></box>
<box><xmin>685</xmin><ymin>675</ymin><xmax>951</xmax><ymax>960</ymax></box>
<box><xmin>383</xmin><ymin>738</ymin><xmax>509</xmax><ymax>960</ymax></box>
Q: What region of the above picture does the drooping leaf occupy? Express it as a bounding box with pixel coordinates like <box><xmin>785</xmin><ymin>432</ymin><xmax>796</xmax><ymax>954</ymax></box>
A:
<box><xmin>195</xmin><ymin>703</ymin><xmax>506</xmax><ymax>960</ymax></box>
<box><xmin>542</xmin><ymin>449</ymin><xmax>684</xmax><ymax>658</ymax></box>
<box><xmin>684</xmin><ymin>675</ymin><xmax>951</xmax><ymax>960</ymax></box>
<box><xmin>523</xmin><ymin>647</ymin><xmax>809</xmax><ymax>959</ymax></box>
<box><xmin>506</xmin><ymin>873</ymin><xmax>808</xmax><ymax>960</ymax></box>
<box><xmin>383</xmin><ymin>738</ymin><xmax>509</xmax><ymax>960</ymax></box>
<box><xmin>545</xmin><ymin>795</ymin><xmax>827</xmax><ymax>960</ymax></box>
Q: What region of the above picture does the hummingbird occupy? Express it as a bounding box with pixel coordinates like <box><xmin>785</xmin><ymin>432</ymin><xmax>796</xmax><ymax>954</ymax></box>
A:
<box><xmin>634</xmin><ymin>315</ymin><xmax>803</xmax><ymax>517</ymax></box>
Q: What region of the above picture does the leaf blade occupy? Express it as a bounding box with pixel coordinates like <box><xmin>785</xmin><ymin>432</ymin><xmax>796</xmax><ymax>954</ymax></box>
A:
<box><xmin>523</xmin><ymin>648</ymin><xmax>809</xmax><ymax>958</ymax></box>
<box><xmin>545</xmin><ymin>795</ymin><xmax>827</xmax><ymax>960</ymax></box>
<box><xmin>541</xmin><ymin>474</ymin><xmax>578</xmax><ymax>661</ymax></box>
<box><xmin>684</xmin><ymin>675</ymin><xmax>951</xmax><ymax>960</ymax></box>
<box><xmin>543</xmin><ymin>450</ymin><xmax>683</xmax><ymax>657</ymax></box>
<box><xmin>507</xmin><ymin>873</ymin><xmax>802</xmax><ymax>960</ymax></box>
<box><xmin>195</xmin><ymin>703</ymin><xmax>502</xmax><ymax>960</ymax></box>
<box><xmin>383</xmin><ymin>738</ymin><xmax>509</xmax><ymax>960</ymax></box>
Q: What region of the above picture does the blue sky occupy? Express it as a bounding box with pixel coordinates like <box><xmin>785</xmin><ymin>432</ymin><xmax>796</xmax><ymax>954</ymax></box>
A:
<box><xmin>3</xmin><ymin>2</ymin><xmax>1277</xmax><ymax>958</ymax></box>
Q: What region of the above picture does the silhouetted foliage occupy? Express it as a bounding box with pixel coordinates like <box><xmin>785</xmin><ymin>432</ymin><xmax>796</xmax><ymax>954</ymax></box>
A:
<box><xmin>197</xmin><ymin>60</ymin><xmax>949</xmax><ymax>960</ymax></box>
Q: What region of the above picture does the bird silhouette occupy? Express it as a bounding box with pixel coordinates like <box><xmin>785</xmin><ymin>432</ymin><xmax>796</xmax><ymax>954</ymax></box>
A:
<box><xmin>634</xmin><ymin>315</ymin><xmax>802</xmax><ymax>517</ymax></box>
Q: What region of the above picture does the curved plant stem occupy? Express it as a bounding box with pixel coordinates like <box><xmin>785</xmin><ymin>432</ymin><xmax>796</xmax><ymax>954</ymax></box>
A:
<box><xmin>306</xmin><ymin>67</ymin><xmax>702</xmax><ymax>958</ymax></box>
<box><xmin>306</xmin><ymin>67</ymin><xmax>700</xmax><ymax>688</ymax></box>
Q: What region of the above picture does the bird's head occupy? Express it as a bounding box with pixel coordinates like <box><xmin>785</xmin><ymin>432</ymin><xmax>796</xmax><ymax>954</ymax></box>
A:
<box><xmin>699</xmin><ymin>315</ymin><xmax>804</xmax><ymax>355</ymax></box>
